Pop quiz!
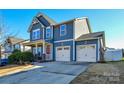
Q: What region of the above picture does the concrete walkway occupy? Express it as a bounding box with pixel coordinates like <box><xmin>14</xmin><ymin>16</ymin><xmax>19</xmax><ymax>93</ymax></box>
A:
<box><xmin>0</xmin><ymin>62</ymin><xmax>90</xmax><ymax>84</ymax></box>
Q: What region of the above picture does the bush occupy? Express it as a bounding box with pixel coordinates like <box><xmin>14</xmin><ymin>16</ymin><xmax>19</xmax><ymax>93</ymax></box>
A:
<box><xmin>8</xmin><ymin>54</ymin><xmax>16</xmax><ymax>64</ymax></box>
<box><xmin>21</xmin><ymin>52</ymin><xmax>34</xmax><ymax>63</ymax></box>
<box><xmin>12</xmin><ymin>49</ymin><xmax>21</xmax><ymax>54</ymax></box>
<box><xmin>14</xmin><ymin>51</ymin><xmax>22</xmax><ymax>64</ymax></box>
<box><xmin>8</xmin><ymin>51</ymin><xmax>22</xmax><ymax>64</ymax></box>
<box><xmin>8</xmin><ymin>51</ymin><xmax>34</xmax><ymax>65</ymax></box>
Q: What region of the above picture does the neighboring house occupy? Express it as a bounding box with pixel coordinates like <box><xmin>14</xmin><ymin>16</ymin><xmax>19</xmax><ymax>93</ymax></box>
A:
<box><xmin>23</xmin><ymin>12</ymin><xmax>105</xmax><ymax>62</ymax></box>
<box><xmin>1</xmin><ymin>46</ymin><xmax>5</xmax><ymax>59</ymax></box>
<box><xmin>3</xmin><ymin>37</ymin><xmax>31</xmax><ymax>58</ymax></box>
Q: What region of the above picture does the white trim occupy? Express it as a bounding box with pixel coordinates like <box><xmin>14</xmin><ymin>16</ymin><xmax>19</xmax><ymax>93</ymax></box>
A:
<box><xmin>54</xmin><ymin>39</ymin><xmax>74</xmax><ymax>43</ymax></box>
<box><xmin>76</xmin><ymin>37</ymin><xmax>99</xmax><ymax>41</ymax></box>
<box><xmin>32</xmin><ymin>28</ymin><xmax>40</xmax><ymax>32</ymax></box>
<box><xmin>97</xmin><ymin>39</ymin><xmax>100</xmax><ymax>61</ymax></box>
<box><xmin>60</xmin><ymin>24</ymin><xmax>66</xmax><ymax>36</ymax></box>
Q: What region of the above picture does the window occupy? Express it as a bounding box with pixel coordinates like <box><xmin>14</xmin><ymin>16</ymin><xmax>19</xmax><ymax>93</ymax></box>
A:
<box><xmin>15</xmin><ymin>44</ymin><xmax>20</xmax><ymax>50</ymax></box>
<box><xmin>46</xmin><ymin>27</ymin><xmax>51</xmax><ymax>38</ymax></box>
<box><xmin>60</xmin><ymin>24</ymin><xmax>66</xmax><ymax>36</ymax></box>
<box><xmin>37</xmin><ymin>30</ymin><xmax>40</xmax><ymax>39</ymax></box>
<box><xmin>64</xmin><ymin>47</ymin><xmax>69</xmax><ymax>50</ymax></box>
<box><xmin>32</xmin><ymin>29</ymin><xmax>41</xmax><ymax>40</ymax></box>
<box><xmin>32</xmin><ymin>31</ymin><xmax>36</xmax><ymax>40</ymax></box>
<box><xmin>57</xmin><ymin>48</ymin><xmax>62</xmax><ymax>50</ymax></box>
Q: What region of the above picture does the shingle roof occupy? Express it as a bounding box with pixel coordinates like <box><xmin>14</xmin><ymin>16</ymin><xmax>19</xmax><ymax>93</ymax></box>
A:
<box><xmin>7</xmin><ymin>37</ymin><xmax>25</xmax><ymax>44</ymax></box>
<box><xmin>76</xmin><ymin>31</ymin><xmax>105</xmax><ymax>46</ymax></box>
<box><xmin>76</xmin><ymin>31</ymin><xmax>104</xmax><ymax>41</ymax></box>
<box><xmin>37</xmin><ymin>12</ymin><xmax>57</xmax><ymax>25</ymax></box>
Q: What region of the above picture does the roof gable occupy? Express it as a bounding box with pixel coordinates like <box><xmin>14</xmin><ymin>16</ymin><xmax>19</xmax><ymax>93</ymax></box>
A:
<box><xmin>28</xmin><ymin>12</ymin><xmax>56</xmax><ymax>32</ymax></box>
<box><xmin>5</xmin><ymin>37</ymin><xmax>24</xmax><ymax>45</ymax></box>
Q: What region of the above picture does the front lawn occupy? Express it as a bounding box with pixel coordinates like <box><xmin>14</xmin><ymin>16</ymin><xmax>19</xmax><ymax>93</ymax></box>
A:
<box><xmin>0</xmin><ymin>64</ymin><xmax>33</xmax><ymax>77</ymax></box>
<box><xmin>71</xmin><ymin>61</ymin><xmax>124</xmax><ymax>84</ymax></box>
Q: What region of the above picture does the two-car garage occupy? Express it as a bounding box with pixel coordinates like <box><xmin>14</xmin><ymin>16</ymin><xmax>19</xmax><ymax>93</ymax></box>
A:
<box><xmin>54</xmin><ymin>32</ymin><xmax>105</xmax><ymax>62</ymax></box>
<box><xmin>55</xmin><ymin>43</ymin><xmax>97</xmax><ymax>62</ymax></box>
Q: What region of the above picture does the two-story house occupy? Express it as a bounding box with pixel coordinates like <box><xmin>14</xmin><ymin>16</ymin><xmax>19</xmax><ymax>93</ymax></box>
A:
<box><xmin>23</xmin><ymin>12</ymin><xmax>105</xmax><ymax>62</ymax></box>
<box><xmin>3</xmin><ymin>37</ymin><xmax>31</xmax><ymax>58</ymax></box>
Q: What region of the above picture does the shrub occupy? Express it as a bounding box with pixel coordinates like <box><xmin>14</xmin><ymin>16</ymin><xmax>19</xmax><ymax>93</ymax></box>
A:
<box><xmin>21</xmin><ymin>52</ymin><xmax>34</xmax><ymax>63</ymax></box>
<box><xmin>8</xmin><ymin>53</ymin><xmax>16</xmax><ymax>64</ymax></box>
<box><xmin>14</xmin><ymin>51</ymin><xmax>22</xmax><ymax>64</ymax></box>
<box><xmin>8</xmin><ymin>51</ymin><xmax>34</xmax><ymax>65</ymax></box>
<box><xmin>8</xmin><ymin>51</ymin><xmax>22</xmax><ymax>64</ymax></box>
<box><xmin>12</xmin><ymin>49</ymin><xmax>21</xmax><ymax>54</ymax></box>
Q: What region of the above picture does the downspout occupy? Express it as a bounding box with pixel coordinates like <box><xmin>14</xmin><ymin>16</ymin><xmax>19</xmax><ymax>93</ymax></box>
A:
<box><xmin>99</xmin><ymin>37</ymin><xmax>105</xmax><ymax>62</ymax></box>
<box><xmin>97</xmin><ymin>38</ymin><xmax>100</xmax><ymax>62</ymax></box>
<box><xmin>73</xmin><ymin>20</ymin><xmax>75</xmax><ymax>62</ymax></box>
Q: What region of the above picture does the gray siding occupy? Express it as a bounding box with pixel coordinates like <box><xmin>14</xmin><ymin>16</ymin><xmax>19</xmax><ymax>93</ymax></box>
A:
<box><xmin>54</xmin><ymin>22</ymin><xmax>74</xmax><ymax>41</ymax></box>
<box><xmin>30</xmin><ymin>23</ymin><xmax>43</xmax><ymax>41</ymax></box>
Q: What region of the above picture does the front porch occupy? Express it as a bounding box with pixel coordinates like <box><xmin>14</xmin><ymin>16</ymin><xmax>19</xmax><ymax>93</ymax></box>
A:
<box><xmin>23</xmin><ymin>39</ymin><xmax>53</xmax><ymax>62</ymax></box>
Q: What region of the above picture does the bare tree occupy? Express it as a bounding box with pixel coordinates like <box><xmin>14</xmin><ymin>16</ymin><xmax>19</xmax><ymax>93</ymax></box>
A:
<box><xmin>0</xmin><ymin>12</ymin><xmax>18</xmax><ymax>59</ymax></box>
<box><xmin>0</xmin><ymin>13</ymin><xmax>8</xmax><ymax>59</ymax></box>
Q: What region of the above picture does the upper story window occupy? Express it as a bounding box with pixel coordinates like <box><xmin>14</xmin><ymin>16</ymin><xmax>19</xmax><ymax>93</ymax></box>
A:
<box><xmin>60</xmin><ymin>24</ymin><xmax>66</xmax><ymax>36</ymax></box>
<box><xmin>46</xmin><ymin>27</ymin><xmax>51</xmax><ymax>39</ymax></box>
<box><xmin>37</xmin><ymin>30</ymin><xmax>40</xmax><ymax>39</ymax></box>
<box><xmin>32</xmin><ymin>29</ymin><xmax>41</xmax><ymax>40</ymax></box>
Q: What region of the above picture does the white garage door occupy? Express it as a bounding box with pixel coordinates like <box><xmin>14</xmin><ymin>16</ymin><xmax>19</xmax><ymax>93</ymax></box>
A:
<box><xmin>76</xmin><ymin>44</ymin><xmax>96</xmax><ymax>62</ymax></box>
<box><xmin>56</xmin><ymin>46</ymin><xmax>70</xmax><ymax>61</ymax></box>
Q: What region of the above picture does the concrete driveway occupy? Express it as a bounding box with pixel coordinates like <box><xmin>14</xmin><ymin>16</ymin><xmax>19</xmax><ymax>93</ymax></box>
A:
<box><xmin>0</xmin><ymin>62</ymin><xmax>90</xmax><ymax>84</ymax></box>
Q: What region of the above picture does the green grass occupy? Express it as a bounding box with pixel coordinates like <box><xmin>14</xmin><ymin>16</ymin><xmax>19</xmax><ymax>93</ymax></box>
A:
<box><xmin>106</xmin><ymin>60</ymin><xmax>124</xmax><ymax>64</ymax></box>
<box><xmin>122</xmin><ymin>58</ymin><xmax>124</xmax><ymax>61</ymax></box>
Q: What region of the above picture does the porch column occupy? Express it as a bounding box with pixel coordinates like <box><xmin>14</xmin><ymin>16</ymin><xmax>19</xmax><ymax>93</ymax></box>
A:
<box><xmin>43</xmin><ymin>42</ymin><xmax>45</xmax><ymax>54</ymax></box>
<box><xmin>43</xmin><ymin>27</ymin><xmax>45</xmax><ymax>54</ymax></box>
<box><xmin>35</xmin><ymin>43</ymin><xmax>38</xmax><ymax>54</ymax></box>
<box><xmin>23</xmin><ymin>45</ymin><xmax>25</xmax><ymax>52</ymax></box>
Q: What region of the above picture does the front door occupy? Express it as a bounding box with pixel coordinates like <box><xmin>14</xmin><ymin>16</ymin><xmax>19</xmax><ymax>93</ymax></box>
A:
<box><xmin>45</xmin><ymin>44</ymin><xmax>52</xmax><ymax>60</ymax></box>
